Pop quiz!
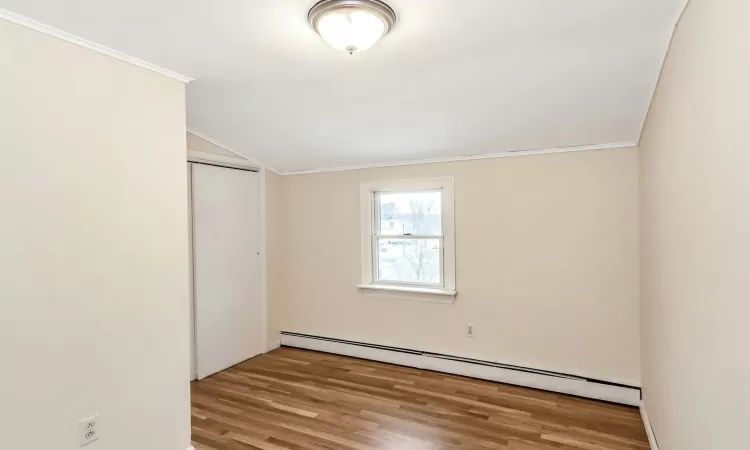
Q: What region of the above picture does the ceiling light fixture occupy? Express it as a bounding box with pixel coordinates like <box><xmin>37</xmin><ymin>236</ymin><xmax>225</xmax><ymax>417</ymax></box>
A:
<box><xmin>308</xmin><ymin>0</ymin><xmax>397</xmax><ymax>54</ymax></box>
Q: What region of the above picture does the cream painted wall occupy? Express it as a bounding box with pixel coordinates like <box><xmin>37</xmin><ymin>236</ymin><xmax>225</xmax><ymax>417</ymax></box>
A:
<box><xmin>0</xmin><ymin>20</ymin><xmax>191</xmax><ymax>450</ymax></box>
<box><xmin>265</xmin><ymin>170</ymin><xmax>287</xmax><ymax>345</ymax></box>
<box><xmin>187</xmin><ymin>131</ymin><xmax>245</xmax><ymax>159</ymax></box>
<box><xmin>277</xmin><ymin>147</ymin><xmax>641</xmax><ymax>385</ymax></box>
<box><xmin>639</xmin><ymin>1</ymin><xmax>750</xmax><ymax>449</ymax></box>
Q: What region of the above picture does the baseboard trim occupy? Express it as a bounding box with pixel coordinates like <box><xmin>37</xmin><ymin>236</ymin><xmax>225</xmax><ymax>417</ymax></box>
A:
<box><xmin>187</xmin><ymin>446</ymin><xmax>196</xmax><ymax>450</ymax></box>
<box><xmin>640</xmin><ymin>402</ymin><xmax>660</xmax><ymax>449</ymax></box>
<box><xmin>267</xmin><ymin>340</ymin><xmax>281</xmax><ymax>351</ymax></box>
<box><xmin>280</xmin><ymin>332</ymin><xmax>641</xmax><ymax>406</ymax></box>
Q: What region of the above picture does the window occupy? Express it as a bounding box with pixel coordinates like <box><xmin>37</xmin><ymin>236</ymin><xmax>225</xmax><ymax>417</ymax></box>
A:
<box><xmin>359</xmin><ymin>177</ymin><xmax>456</xmax><ymax>297</ymax></box>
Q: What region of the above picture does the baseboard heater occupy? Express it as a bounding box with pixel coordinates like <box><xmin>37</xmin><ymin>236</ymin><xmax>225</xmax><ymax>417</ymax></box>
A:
<box><xmin>280</xmin><ymin>331</ymin><xmax>641</xmax><ymax>406</ymax></box>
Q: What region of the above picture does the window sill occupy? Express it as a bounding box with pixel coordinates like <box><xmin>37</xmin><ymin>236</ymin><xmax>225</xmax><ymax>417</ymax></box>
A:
<box><xmin>357</xmin><ymin>284</ymin><xmax>457</xmax><ymax>301</ymax></box>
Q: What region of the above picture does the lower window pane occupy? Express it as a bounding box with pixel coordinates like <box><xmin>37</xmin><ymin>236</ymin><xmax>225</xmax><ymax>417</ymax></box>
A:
<box><xmin>377</xmin><ymin>238</ymin><xmax>441</xmax><ymax>285</ymax></box>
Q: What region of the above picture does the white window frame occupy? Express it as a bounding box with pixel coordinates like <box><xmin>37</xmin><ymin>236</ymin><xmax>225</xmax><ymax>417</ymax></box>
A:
<box><xmin>358</xmin><ymin>177</ymin><xmax>456</xmax><ymax>298</ymax></box>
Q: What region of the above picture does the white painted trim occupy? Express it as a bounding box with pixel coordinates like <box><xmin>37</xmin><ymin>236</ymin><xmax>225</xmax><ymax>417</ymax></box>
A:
<box><xmin>359</xmin><ymin>177</ymin><xmax>456</xmax><ymax>295</ymax></box>
<box><xmin>281</xmin><ymin>334</ymin><xmax>642</xmax><ymax>406</ymax></box>
<box><xmin>187</xmin><ymin>128</ymin><xmax>280</xmax><ymax>174</ymax></box>
<box><xmin>283</xmin><ymin>142</ymin><xmax>637</xmax><ymax>175</ymax></box>
<box><xmin>0</xmin><ymin>9</ymin><xmax>193</xmax><ymax>83</ymax></box>
<box><xmin>357</xmin><ymin>283</ymin><xmax>457</xmax><ymax>298</ymax></box>
<box><xmin>641</xmin><ymin>402</ymin><xmax>660</xmax><ymax>450</ymax></box>
<box><xmin>187</xmin><ymin>150</ymin><xmax>260</xmax><ymax>170</ymax></box>
<box><xmin>187</xmin><ymin>446</ymin><xmax>196</xmax><ymax>450</ymax></box>
<box><xmin>267</xmin><ymin>340</ymin><xmax>281</xmax><ymax>351</ymax></box>
<box><xmin>259</xmin><ymin>169</ymin><xmax>269</xmax><ymax>355</ymax></box>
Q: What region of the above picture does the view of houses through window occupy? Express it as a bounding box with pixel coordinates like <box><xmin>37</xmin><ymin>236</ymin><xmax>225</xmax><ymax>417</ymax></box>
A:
<box><xmin>375</xmin><ymin>190</ymin><xmax>443</xmax><ymax>286</ymax></box>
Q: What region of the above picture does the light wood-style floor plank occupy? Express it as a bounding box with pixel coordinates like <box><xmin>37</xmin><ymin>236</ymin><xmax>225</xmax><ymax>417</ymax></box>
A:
<box><xmin>191</xmin><ymin>347</ymin><xmax>649</xmax><ymax>450</ymax></box>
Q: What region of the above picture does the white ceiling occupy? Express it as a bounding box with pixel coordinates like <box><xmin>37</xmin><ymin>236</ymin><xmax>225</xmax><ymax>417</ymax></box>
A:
<box><xmin>1</xmin><ymin>0</ymin><xmax>685</xmax><ymax>173</ymax></box>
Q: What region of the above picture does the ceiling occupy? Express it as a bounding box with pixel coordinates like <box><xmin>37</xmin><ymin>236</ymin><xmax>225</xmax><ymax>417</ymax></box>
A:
<box><xmin>1</xmin><ymin>0</ymin><xmax>686</xmax><ymax>173</ymax></box>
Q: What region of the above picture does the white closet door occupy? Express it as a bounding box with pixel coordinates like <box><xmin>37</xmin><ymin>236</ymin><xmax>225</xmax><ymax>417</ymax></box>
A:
<box><xmin>191</xmin><ymin>163</ymin><xmax>262</xmax><ymax>379</ymax></box>
<box><xmin>187</xmin><ymin>165</ymin><xmax>196</xmax><ymax>381</ymax></box>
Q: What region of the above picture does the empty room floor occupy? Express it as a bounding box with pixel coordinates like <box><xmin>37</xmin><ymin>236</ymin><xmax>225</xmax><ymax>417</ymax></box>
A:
<box><xmin>190</xmin><ymin>347</ymin><xmax>648</xmax><ymax>449</ymax></box>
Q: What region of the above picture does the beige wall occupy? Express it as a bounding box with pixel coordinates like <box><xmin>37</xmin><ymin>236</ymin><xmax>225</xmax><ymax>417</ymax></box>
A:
<box><xmin>275</xmin><ymin>147</ymin><xmax>641</xmax><ymax>385</ymax></box>
<box><xmin>187</xmin><ymin>131</ymin><xmax>245</xmax><ymax>159</ymax></box>
<box><xmin>639</xmin><ymin>1</ymin><xmax>750</xmax><ymax>449</ymax></box>
<box><xmin>0</xmin><ymin>20</ymin><xmax>191</xmax><ymax>450</ymax></box>
<box><xmin>266</xmin><ymin>169</ymin><xmax>287</xmax><ymax>344</ymax></box>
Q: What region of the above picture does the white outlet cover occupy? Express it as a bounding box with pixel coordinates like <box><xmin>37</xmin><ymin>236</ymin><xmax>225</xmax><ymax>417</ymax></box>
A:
<box><xmin>78</xmin><ymin>415</ymin><xmax>99</xmax><ymax>447</ymax></box>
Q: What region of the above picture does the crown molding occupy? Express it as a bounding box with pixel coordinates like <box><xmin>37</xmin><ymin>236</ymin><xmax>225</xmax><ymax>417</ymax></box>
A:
<box><xmin>186</xmin><ymin>128</ymin><xmax>280</xmax><ymax>174</ymax></box>
<box><xmin>282</xmin><ymin>142</ymin><xmax>637</xmax><ymax>175</ymax></box>
<box><xmin>0</xmin><ymin>9</ymin><xmax>193</xmax><ymax>83</ymax></box>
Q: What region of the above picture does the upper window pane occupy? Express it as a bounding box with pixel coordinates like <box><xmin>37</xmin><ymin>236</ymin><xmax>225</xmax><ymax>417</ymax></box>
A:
<box><xmin>377</xmin><ymin>191</ymin><xmax>442</xmax><ymax>236</ymax></box>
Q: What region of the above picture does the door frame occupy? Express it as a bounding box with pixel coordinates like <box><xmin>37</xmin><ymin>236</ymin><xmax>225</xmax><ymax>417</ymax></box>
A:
<box><xmin>187</xmin><ymin>150</ymin><xmax>269</xmax><ymax>380</ymax></box>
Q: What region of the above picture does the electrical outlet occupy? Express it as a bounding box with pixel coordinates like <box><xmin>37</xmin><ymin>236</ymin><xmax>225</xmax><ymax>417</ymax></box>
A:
<box><xmin>78</xmin><ymin>415</ymin><xmax>99</xmax><ymax>447</ymax></box>
<box><xmin>467</xmin><ymin>324</ymin><xmax>475</xmax><ymax>337</ymax></box>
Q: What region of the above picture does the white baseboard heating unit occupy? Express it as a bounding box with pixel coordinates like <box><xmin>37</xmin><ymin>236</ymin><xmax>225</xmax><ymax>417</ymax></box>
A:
<box><xmin>280</xmin><ymin>331</ymin><xmax>641</xmax><ymax>406</ymax></box>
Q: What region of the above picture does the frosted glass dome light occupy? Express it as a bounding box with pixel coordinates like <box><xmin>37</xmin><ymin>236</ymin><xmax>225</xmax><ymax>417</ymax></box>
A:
<box><xmin>309</xmin><ymin>0</ymin><xmax>397</xmax><ymax>54</ymax></box>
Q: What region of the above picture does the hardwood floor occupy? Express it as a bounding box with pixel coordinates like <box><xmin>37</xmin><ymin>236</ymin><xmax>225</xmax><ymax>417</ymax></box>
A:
<box><xmin>191</xmin><ymin>347</ymin><xmax>649</xmax><ymax>450</ymax></box>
